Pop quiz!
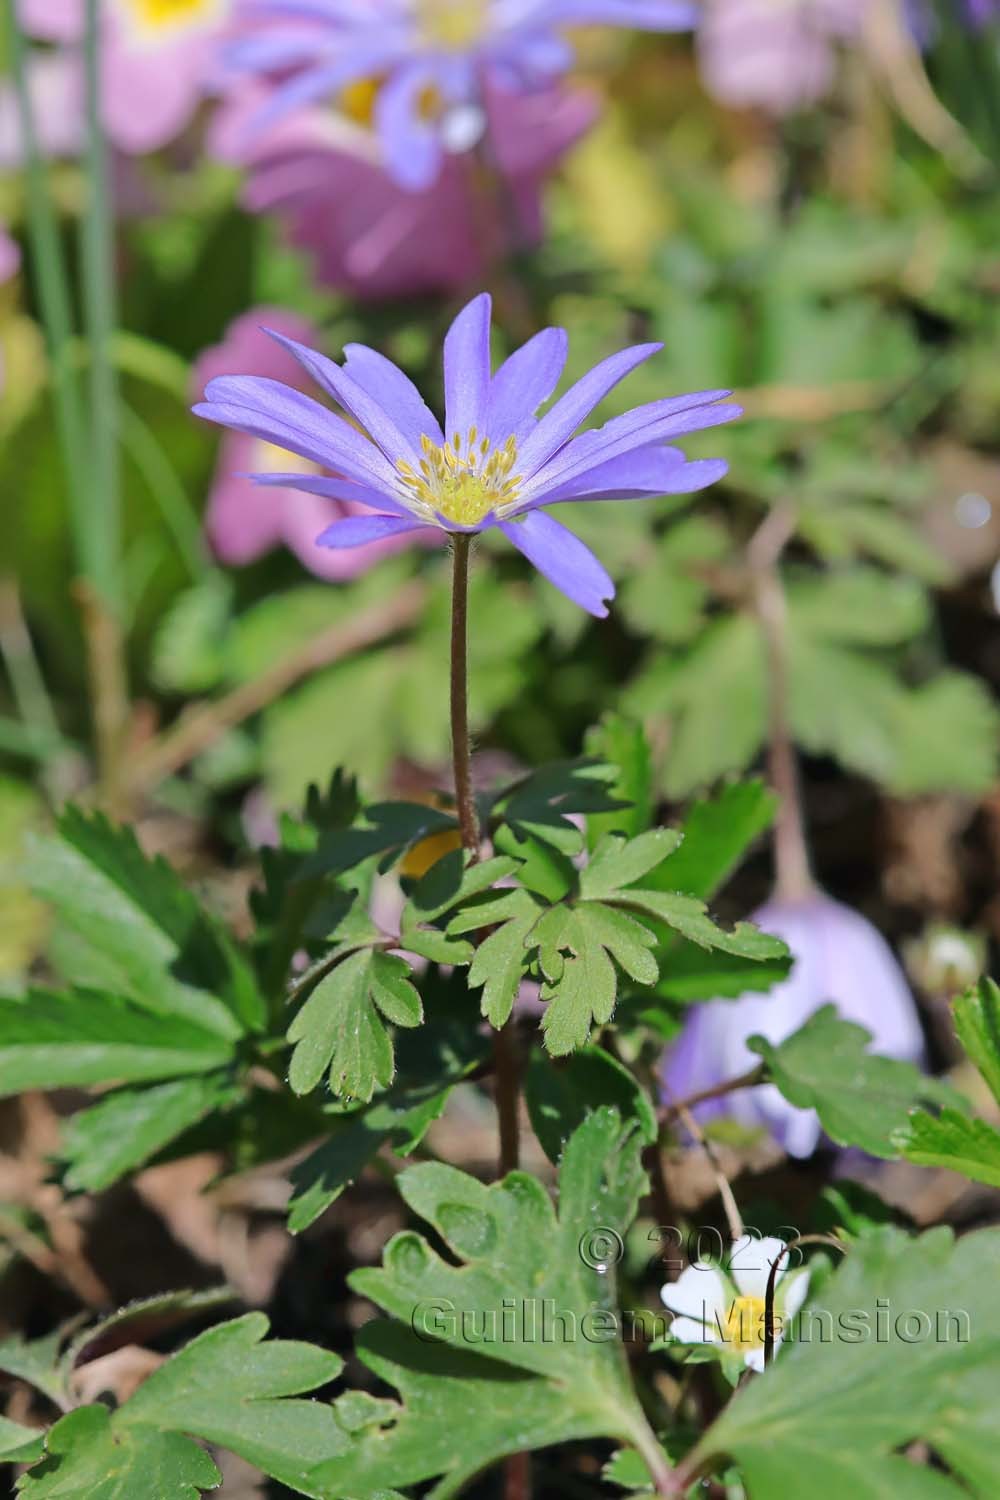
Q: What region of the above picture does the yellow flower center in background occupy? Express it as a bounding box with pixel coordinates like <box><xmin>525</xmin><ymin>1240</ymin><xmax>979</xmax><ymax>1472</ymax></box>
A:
<box><xmin>397</xmin><ymin>430</ymin><xmax>522</xmax><ymax>527</ymax></box>
<box><xmin>416</xmin><ymin>0</ymin><xmax>489</xmax><ymax>50</ymax></box>
<box><xmin>251</xmin><ymin>441</ymin><xmax>319</xmax><ymax>479</ymax></box>
<box><xmin>120</xmin><ymin>0</ymin><xmax>220</xmax><ymax>37</ymax></box>
<box><xmin>722</xmin><ymin>1296</ymin><xmax>768</xmax><ymax>1354</ymax></box>
<box><xmin>339</xmin><ymin>77</ymin><xmax>443</xmax><ymax>129</ymax></box>
<box><xmin>340</xmin><ymin>77</ymin><xmax>382</xmax><ymax>129</ymax></box>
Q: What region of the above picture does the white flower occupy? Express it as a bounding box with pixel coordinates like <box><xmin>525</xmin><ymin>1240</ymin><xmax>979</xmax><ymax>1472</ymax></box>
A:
<box><xmin>660</xmin><ymin>1236</ymin><xmax>810</xmax><ymax>1373</ymax></box>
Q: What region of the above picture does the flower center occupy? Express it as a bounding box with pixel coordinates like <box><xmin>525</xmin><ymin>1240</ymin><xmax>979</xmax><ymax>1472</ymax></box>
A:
<box><xmin>397</xmin><ymin>430</ymin><xmax>522</xmax><ymax>527</ymax></box>
<box><xmin>339</xmin><ymin>76</ymin><xmax>444</xmax><ymax>128</ymax></box>
<box><xmin>118</xmin><ymin>0</ymin><xmax>221</xmax><ymax>38</ymax></box>
<box><xmin>722</xmin><ymin>1296</ymin><xmax>767</xmax><ymax>1354</ymax></box>
<box><xmin>415</xmin><ymin>0</ymin><xmax>489</xmax><ymax>50</ymax></box>
<box><xmin>339</xmin><ymin>77</ymin><xmax>381</xmax><ymax>128</ymax></box>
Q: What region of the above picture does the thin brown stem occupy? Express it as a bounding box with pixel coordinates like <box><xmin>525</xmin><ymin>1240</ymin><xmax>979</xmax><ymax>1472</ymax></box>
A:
<box><xmin>657</xmin><ymin>1064</ymin><xmax>766</xmax><ymax>1127</ymax></box>
<box><xmin>450</xmin><ymin>533</ymin><xmax>527</xmax><ymax>1496</ymax></box>
<box><xmin>74</xmin><ymin>580</ymin><xmax>130</xmax><ymax>810</ymax></box>
<box><xmin>662</xmin><ymin>1082</ymin><xmax>744</xmax><ymax>1247</ymax></box>
<box><xmin>747</xmin><ymin>505</ymin><xmax>815</xmax><ymax>904</ymax></box>
<box><xmin>122</xmin><ymin>580</ymin><xmax>425</xmax><ymax>801</ymax></box>
<box><xmin>450</xmin><ymin>536</ymin><xmax>480</xmax><ymax>857</ymax></box>
<box><xmin>493</xmin><ymin>1022</ymin><xmax>521</xmax><ymax>1177</ymax></box>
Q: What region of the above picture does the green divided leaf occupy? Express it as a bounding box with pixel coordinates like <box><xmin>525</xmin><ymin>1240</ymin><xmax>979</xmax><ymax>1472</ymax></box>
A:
<box><xmin>0</xmin><ymin>1417</ymin><xmax>44</xmax><ymax>1464</ymax></box>
<box><xmin>492</xmin><ymin>759</ymin><xmax>624</xmax><ymax>852</ymax></box>
<box><xmin>451</xmin><ymin>888</ymin><xmax>544</xmax><ymax>1028</ymax></box>
<box><xmin>895</xmin><ymin>979</ymin><xmax>1000</xmax><ymax>1187</ymax></box>
<box><xmin>749</xmin><ymin>1006</ymin><xmax>964</xmax><ymax>1158</ymax></box>
<box><xmin>316</xmin><ymin>1322</ymin><xmax>601</xmax><ymax>1500</ymax></box>
<box><xmin>894</xmin><ymin>1108</ymin><xmax>1000</xmax><ymax>1187</ymax></box>
<box><xmin>693</xmin><ymin>1226</ymin><xmax>1000</xmax><ymax>1498</ymax></box>
<box><xmin>620</xmin><ymin>889</ymin><xmax>787</xmax><ymax>961</ymax></box>
<box><xmin>579</xmin><ymin>832</ymin><xmax>787</xmax><ymax>963</ymax></box>
<box><xmin>952</xmin><ymin>978</ymin><xmax>1000</xmax><ymax>1107</ymax></box>
<box><xmin>578</xmin><ymin>829</ymin><xmax>683</xmax><ymax>900</ymax></box>
<box><xmin>59</xmin><ymin>1073</ymin><xmax>243</xmax><ymax>1192</ymax></box>
<box><xmin>400</xmin><ymin>853</ymin><xmax>519</xmax><ymax>966</ymax></box>
<box><xmin>0</xmin><ymin>1328</ymin><xmax>68</xmax><ymax>1409</ymax></box>
<box><xmin>18</xmin><ymin>1315</ymin><xmax>346</xmax><ymax>1500</ymax></box>
<box><xmin>27</xmin><ymin>808</ymin><xmax>263</xmax><ymax>1037</ymax></box>
<box><xmin>651</xmin><ymin>943</ymin><xmax>792</xmax><ymax>1004</ymax></box>
<box><xmin>287</xmin><ymin>1088</ymin><xmax>445</xmax><ymax>1235</ymax></box>
<box><xmin>525</xmin><ymin>1046</ymin><xmax>657</xmax><ymax>1163</ymax></box>
<box><xmin>18</xmin><ymin>1406</ymin><xmax>221</xmax><ymax>1500</ymax></box>
<box><xmin>583</xmin><ymin>716</ymin><xmax>654</xmax><ymax>843</ymax></box>
<box><xmin>299</xmin><ymin>802</ymin><xmax>458</xmax><ymax>881</ymax></box>
<box><xmin>645</xmin><ymin>780</ymin><xmax>776</xmax><ymax>903</ymax></box>
<box><xmin>288</xmin><ymin>950</ymin><xmax>422</xmax><ymax>1102</ymax></box>
<box><xmin>287</xmin><ymin>1017</ymin><xmax>489</xmax><ymax>1233</ymax></box>
<box><xmin>316</xmin><ymin>1111</ymin><xmax>666</xmax><ymax>1498</ymax></box>
<box><xmin>0</xmin><ymin>990</ymin><xmax>234</xmax><ymax>1096</ymax></box>
<box><xmin>532</xmin><ymin>903</ymin><xmax>659</xmax><ymax>1055</ymax></box>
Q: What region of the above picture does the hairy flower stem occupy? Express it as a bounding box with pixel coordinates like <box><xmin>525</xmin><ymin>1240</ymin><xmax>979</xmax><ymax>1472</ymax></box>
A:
<box><xmin>450</xmin><ymin>535</ymin><xmax>480</xmax><ymax>857</ymax></box>
<box><xmin>451</xmin><ymin>534</ymin><xmax>525</xmax><ymax>1495</ymax></box>
<box><xmin>748</xmin><ymin>505</ymin><xmax>815</xmax><ymax>904</ymax></box>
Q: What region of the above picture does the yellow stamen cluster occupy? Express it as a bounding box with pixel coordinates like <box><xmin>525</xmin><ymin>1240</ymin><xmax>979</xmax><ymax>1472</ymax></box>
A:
<box><xmin>339</xmin><ymin>76</ymin><xmax>441</xmax><ymax>128</ymax></box>
<box><xmin>722</xmin><ymin>1296</ymin><xmax>767</xmax><ymax>1354</ymax></box>
<box><xmin>397</xmin><ymin>429</ymin><xmax>522</xmax><ymax>527</ymax></box>
<box><xmin>416</xmin><ymin>0</ymin><xmax>489</xmax><ymax>50</ymax></box>
<box><xmin>339</xmin><ymin>77</ymin><xmax>382</xmax><ymax>129</ymax></box>
<box><xmin>123</xmin><ymin>0</ymin><xmax>217</xmax><ymax>35</ymax></box>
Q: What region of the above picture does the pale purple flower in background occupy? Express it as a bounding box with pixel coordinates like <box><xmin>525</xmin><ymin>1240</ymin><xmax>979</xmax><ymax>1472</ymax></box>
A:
<box><xmin>210</xmin><ymin>78</ymin><xmax>596</xmax><ymax>298</ymax></box>
<box><xmin>661</xmin><ymin>893</ymin><xmax>926</xmax><ymax>1158</ymax></box>
<box><xmin>194</xmin><ymin>292</ymin><xmax>738</xmax><ymax>616</ymax></box>
<box><xmin>16</xmin><ymin>0</ymin><xmax>231</xmax><ymax>155</ymax></box>
<box><xmin>195</xmin><ymin>308</ymin><xmax>439</xmax><ymax>579</ymax></box>
<box><xmin>224</xmin><ymin>0</ymin><xmax>696</xmax><ymax>189</ymax></box>
<box><xmin>697</xmin><ymin>0</ymin><xmax>865</xmax><ymax>115</ymax></box>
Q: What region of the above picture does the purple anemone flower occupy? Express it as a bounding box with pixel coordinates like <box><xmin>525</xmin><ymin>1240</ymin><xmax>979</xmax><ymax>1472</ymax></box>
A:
<box><xmin>193</xmin><ymin>292</ymin><xmax>738</xmax><ymax>616</ymax></box>
<box><xmin>209</xmin><ymin>76</ymin><xmax>597</xmax><ymax>298</ymax></box>
<box><xmin>226</xmin><ymin>0</ymin><xmax>697</xmax><ymax>189</ymax></box>
<box><xmin>661</xmin><ymin>893</ymin><xmax>926</xmax><ymax>1158</ymax></box>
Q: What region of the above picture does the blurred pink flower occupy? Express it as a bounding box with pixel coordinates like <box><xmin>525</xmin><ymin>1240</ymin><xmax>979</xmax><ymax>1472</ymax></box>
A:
<box><xmin>210</xmin><ymin>79</ymin><xmax>596</xmax><ymax>300</ymax></box>
<box><xmin>661</xmin><ymin>893</ymin><xmax>925</xmax><ymax>1158</ymax></box>
<box><xmin>195</xmin><ymin>308</ymin><xmax>439</xmax><ymax>579</ymax></box>
<box><xmin>697</xmin><ymin>0</ymin><xmax>865</xmax><ymax>115</ymax></box>
<box><xmin>0</xmin><ymin>51</ymin><xmax>85</xmax><ymax>165</ymax></box>
<box><xmin>16</xmin><ymin>0</ymin><xmax>230</xmax><ymax>155</ymax></box>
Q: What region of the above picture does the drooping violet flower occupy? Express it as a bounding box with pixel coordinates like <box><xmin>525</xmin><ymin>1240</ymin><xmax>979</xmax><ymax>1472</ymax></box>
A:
<box><xmin>195</xmin><ymin>308</ymin><xmax>440</xmax><ymax>579</ymax></box>
<box><xmin>697</xmin><ymin>0</ymin><xmax>865</xmax><ymax>116</ymax></box>
<box><xmin>209</xmin><ymin>77</ymin><xmax>596</xmax><ymax>298</ymax></box>
<box><xmin>225</xmin><ymin>0</ymin><xmax>696</xmax><ymax>189</ymax></box>
<box><xmin>193</xmin><ymin>292</ymin><xmax>738</xmax><ymax>616</ymax></box>
<box><xmin>16</xmin><ymin>0</ymin><xmax>231</xmax><ymax>155</ymax></box>
<box><xmin>661</xmin><ymin>893</ymin><xmax>925</xmax><ymax>1158</ymax></box>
